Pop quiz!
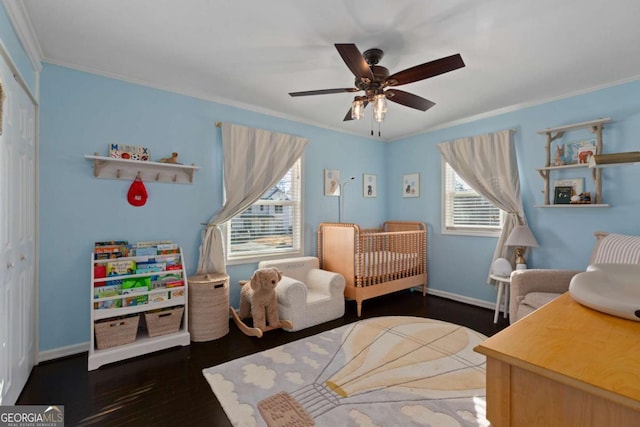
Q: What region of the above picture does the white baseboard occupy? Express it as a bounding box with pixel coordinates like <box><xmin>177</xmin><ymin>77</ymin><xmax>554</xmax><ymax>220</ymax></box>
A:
<box><xmin>425</xmin><ymin>288</ymin><xmax>495</xmax><ymax>310</ymax></box>
<box><xmin>37</xmin><ymin>342</ymin><xmax>89</xmax><ymax>364</ymax></box>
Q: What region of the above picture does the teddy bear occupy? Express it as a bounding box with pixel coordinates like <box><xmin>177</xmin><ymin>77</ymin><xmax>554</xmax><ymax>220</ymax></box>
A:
<box><xmin>238</xmin><ymin>267</ymin><xmax>282</xmax><ymax>330</ymax></box>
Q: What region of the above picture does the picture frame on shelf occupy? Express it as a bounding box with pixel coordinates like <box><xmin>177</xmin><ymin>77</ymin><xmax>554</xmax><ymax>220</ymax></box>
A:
<box><xmin>554</xmin><ymin>186</ymin><xmax>573</xmax><ymax>204</ymax></box>
<box><xmin>564</xmin><ymin>138</ymin><xmax>596</xmax><ymax>165</ymax></box>
<box><xmin>363</xmin><ymin>174</ymin><xmax>377</xmax><ymax>198</ymax></box>
<box><xmin>324</xmin><ymin>169</ymin><xmax>341</xmax><ymax>196</ymax></box>
<box><xmin>402</xmin><ymin>173</ymin><xmax>420</xmax><ymax>198</ymax></box>
<box><xmin>553</xmin><ymin>178</ymin><xmax>584</xmax><ymax>197</ymax></box>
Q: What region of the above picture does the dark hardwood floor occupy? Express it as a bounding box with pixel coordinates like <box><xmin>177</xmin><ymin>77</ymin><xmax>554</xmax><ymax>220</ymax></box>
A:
<box><xmin>18</xmin><ymin>291</ymin><xmax>510</xmax><ymax>426</ymax></box>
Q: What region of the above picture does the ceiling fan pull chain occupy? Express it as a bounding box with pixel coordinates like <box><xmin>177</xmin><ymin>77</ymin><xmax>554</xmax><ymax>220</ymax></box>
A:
<box><xmin>370</xmin><ymin>113</ymin><xmax>374</xmax><ymax>136</ymax></box>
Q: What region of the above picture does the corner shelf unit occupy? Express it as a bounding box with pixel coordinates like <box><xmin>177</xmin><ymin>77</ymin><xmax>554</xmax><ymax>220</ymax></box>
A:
<box><xmin>85</xmin><ymin>154</ymin><xmax>200</xmax><ymax>184</ymax></box>
<box><xmin>535</xmin><ymin>117</ymin><xmax>611</xmax><ymax>208</ymax></box>
<box><xmin>88</xmin><ymin>249</ymin><xmax>190</xmax><ymax>370</ymax></box>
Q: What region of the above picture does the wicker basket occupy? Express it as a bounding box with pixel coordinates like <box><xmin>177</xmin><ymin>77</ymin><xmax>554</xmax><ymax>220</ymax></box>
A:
<box><xmin>188</xmin><ymin>273</ymin><xmax>229</xmax><ymax>341</ymax></box>
<box><xmin>144</xmin><ymin>306</ymin><xmax>184</xmax><ymax>338</ymax></box>
<box><xmin>94</xmin><ymin>314</ymin><xmax>139</xmax><ymax>350</ymax></box>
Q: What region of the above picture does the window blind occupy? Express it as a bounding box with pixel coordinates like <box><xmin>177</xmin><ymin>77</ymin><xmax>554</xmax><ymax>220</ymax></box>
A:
<box><xmin>227</xmin><ymin>159</ymin><xmax>302</xmax><ymax>259</ymax></box>
<box><xmin>443</xmin><ymin>162</ymin><xmax>502</xmax><ymax>232</ymax></box>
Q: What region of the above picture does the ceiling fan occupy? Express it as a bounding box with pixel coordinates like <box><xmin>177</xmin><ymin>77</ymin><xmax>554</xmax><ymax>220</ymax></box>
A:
<box><xmin>289</xmin><ymin>43</ymin><xmax>465</xmax><ymax>123</ymax></box>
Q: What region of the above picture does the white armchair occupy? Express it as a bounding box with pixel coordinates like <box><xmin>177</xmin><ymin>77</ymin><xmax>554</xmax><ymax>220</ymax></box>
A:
<box><xmin>510</xmin><ymin>231</ymin><xmax>640</xmax><ymax>323</ymax></box>
<box><xmin>259</xmin><ymin>256</ymin><xmax>345</xmax><ymax>332</ymax></box>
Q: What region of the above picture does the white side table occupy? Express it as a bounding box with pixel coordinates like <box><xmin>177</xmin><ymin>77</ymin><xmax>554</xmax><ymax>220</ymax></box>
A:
<box><xmin>489</xmin><ymin>273</ymin><xmax>511</xmax><ymax>324</ymax></box>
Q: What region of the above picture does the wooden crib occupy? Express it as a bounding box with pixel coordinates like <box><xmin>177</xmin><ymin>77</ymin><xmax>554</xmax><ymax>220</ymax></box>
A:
<box><xmin>317</xmin><ymin>221</ymin><xmax>427</xmax><ymax>316</ymax></box>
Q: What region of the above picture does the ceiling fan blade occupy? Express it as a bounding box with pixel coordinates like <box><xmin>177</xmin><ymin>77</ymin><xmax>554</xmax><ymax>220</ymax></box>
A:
<box><xmin>335</xmin><ymin>43</ymin><xmax>373</xmax><ymax>82</ymax></box>
<box><xmin>343</xmin><ymin>101</ymin><xmax>369</xmax><ymax>121</ymax></box>
<box><xmin>386</xmin><ymin>89</ymin><xmax>435</xmax><ymax>111</ymax></box>
<box><xmin>289</xmin><ymin>88</ymin><xmax>359</xmax><ymax>97</ymax></box>
<box><xmin>386</xmin><ymin>54</ymin><xmax>465</xmax><ymax>86</ymax></box>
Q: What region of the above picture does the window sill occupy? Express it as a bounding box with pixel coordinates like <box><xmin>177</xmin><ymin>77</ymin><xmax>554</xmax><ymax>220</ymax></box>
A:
<box><xmin>441</xmin><ymin>228</ymin><xmax>502</xmax><ymax>238</ymax></box>
<box><xmin>226</xmin><ymin>249</ymin><xmax>304</xmax><ymax>266</ymax></box>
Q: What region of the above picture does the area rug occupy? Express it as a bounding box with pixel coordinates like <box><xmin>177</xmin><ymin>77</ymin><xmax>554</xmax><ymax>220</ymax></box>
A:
<box><xmin>203</xmin><ymin>316</ymin><xmax>489</xmax><ymax>426</ymax></box>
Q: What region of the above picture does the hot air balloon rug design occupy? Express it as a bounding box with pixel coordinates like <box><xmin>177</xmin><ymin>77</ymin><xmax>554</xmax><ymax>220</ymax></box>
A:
<box><xmin>203</xmin><ymin>316</ymin><xmax>489</xmax><ymax>426</ymax></box>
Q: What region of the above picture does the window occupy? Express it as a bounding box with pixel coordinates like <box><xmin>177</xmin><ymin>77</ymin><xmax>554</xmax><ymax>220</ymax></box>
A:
<box><xmin>442</xmin><ymin>161</ymin><xmax>503</xmax><ymax>237</ymax></box>
<box><xmin>226</xmin><ymin>158</ymin><xmax>303</xmax><ymax>263</ymax></box>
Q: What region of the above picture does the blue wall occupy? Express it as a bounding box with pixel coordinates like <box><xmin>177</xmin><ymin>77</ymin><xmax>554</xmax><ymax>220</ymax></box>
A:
<box><xmin>38</xmin><ymin>64</ymin><xmax>387</xmax><ymax>351</ymax></box>
<box><xmin>387</xmin><ymin>82</ymin><xmax>640</xmax><ymax>303</ymax></box>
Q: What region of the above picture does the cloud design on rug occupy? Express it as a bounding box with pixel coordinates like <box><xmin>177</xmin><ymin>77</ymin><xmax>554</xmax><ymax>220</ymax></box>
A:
<box><xmin>262</xmin><ymin>346</ymin><xmax>295</xmax><ymax>364</ymax></box>
<box><xmin>349</xmin><ymin>409</ymin><xmax>381</xmax><ymax>427</ymax></box>
<box><xmin>203</xmin><ymin>372</ymin><xmax>255</xmax><ymax>425</ymax></box>
<box><xmin>401</xmin><ymin>405</ymin><xmax>460</xmax><ymax>427</ymax></box>
<box><xmin>458</xmin><ymin>410</ymin><xmax>489</xmax><ymax>426</ymax></box>
<box><xmin>319</xmin><ymin>335</ymin><xmax>334</xmax><ymax>342</ymax></box>
<box><xmin>285</xmin><ymin>372</ymin><xmax>304</xmax><ymax>385</ymax></box>
<box><xmin>302</xmin><ymin>356</ymin><xmax>320</xmax><ymax>369</ymax></box>
<box><xmin>242</xmin><ymin>364</ymin><xmax>276</xmax><ymax>389</ymax></box>
<box><xmin>306</xmin><ymin>342</ymin><xmax>328</xmax><ymax>355</ymax></box>
<box><xmin>458</xmin><ymin>397</ymin><xmax>489</xmax><ymax>427</ymax></box>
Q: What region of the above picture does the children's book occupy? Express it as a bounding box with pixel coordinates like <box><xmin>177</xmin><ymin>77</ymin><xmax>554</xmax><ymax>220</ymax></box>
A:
<box><xmin>93</xmin><ymin>283</ymin><xmax>123</xmax><ymax>309</ymax></box>
<box><xmin>136</xmin><ymin>240</ymin><xmax>173</xmax><ymax>248</ymax></box>
<box><xmin>106</xmin><ymin>260</ymin><xmax>136</xmax><ymax>276</ymax></box>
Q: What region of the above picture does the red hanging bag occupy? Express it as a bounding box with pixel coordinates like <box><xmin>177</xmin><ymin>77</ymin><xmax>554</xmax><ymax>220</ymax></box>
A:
<box><xmin>127</xmin><ymin>176</ymin><xmax>148</xmax><ymax>207</ymax></box>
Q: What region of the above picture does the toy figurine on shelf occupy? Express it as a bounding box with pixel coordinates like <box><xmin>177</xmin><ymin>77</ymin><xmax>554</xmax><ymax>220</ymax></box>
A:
<box><xmin>570</xmin><ymin>192</ymin><xmax>592</xmax><ymax>204</ymax></box>
<box><xmin>554</xmin><ymin>144</ymin><xmax>565</xmax><ymax>166</ymax></box>
<box><xmin>158</xmin><ymin>152</ymin><xmax>179</xmax><ymax>164</ymax></box>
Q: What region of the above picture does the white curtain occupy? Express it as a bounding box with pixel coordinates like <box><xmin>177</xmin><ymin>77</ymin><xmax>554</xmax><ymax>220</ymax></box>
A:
<box><xmin>437</xmin><ymin>129</ymin><xmax>526</xmax><ymax>285</ymax></box>
<box><xmin>197</xmin><ymin>123</ymin><xmax>309</xmax><ymax>274</ymax></box>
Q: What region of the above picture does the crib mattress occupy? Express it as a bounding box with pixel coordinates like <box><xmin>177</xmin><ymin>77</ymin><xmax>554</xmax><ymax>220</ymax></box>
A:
<box><xmin>355</xmin><ymin>251</ymin><xmax>420</xmax><ymax>276</ymax></box>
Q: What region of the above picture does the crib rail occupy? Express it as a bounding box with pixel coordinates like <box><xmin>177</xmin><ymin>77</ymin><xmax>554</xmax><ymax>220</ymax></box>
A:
<box><xmin>355</xmin><ymin>229</ymin><xmax>426</xmax><ymax>287</ymax></box>
<box><xmin>318</xmin><ymin>222</ymin><xmax>426</xmax><ymax>288</ymax></box>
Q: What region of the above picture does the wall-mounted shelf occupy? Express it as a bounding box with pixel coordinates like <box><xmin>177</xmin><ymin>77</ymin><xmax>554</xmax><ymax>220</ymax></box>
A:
<box><xmin>534</xmin><ymin>204</ymin><xmax>610</xmax><ymax>208</ymax></box>
<box><xmin>535</xmin><ymin>118</ymin><xmax>611</xmax><ymax>207</ymax></box>
<box><xmin>85</xmin><ymin>154</ymin><xmax>200</xmax><ymax>184</ymax></box>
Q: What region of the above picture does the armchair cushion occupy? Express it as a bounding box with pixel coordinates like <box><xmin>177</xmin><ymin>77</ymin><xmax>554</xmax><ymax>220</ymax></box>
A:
<box><xmin>510</xmin><ymin>269</ymin><xmax>581</xmax><ymax>322</ymax></box>
<box><xmin>259</xmin><ymin>256</ymin><xmax>345</xmax><ymax>331</ymax></box>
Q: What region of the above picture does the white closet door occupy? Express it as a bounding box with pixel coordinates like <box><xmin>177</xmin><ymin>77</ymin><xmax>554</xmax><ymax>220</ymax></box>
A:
<box><xmin>0</xmin><ymin>53</ymin><xmax>37</xmax><ymax>405</ymax></box>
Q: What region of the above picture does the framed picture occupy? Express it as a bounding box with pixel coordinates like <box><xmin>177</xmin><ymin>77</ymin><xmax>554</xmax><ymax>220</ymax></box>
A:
<box><xmin>554</xmin><ymin>186</ymin><xmax>573</xmax><ymax>204</ymax></box>
<box><xmin>363</xmin><ymin>174</ymin><xmax>377</xmax><ymax>198</ymax></box>
<box><xmin>324</xmin><ymin>169</ymin><xmax>340</xmax><ymax>196</ymax></box>
<box><xmin>564</xmin><ymin>138</ymin><xmax>596</xmax><ymax>165</ymax></box>
<box><xmin>402</xmin><ymin>173</ymin><xmax>420</xmax><ymax>198</ymax></box>
<box><xmin>553</xmin><ymin>178</ymin><xmax>584</xmax><ymax>197</ymax></box>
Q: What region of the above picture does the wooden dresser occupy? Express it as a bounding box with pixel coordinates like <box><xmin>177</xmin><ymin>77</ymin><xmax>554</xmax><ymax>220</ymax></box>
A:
<box><xmin>474</xmin><ymin>292</ymin><xmax>640</xmax><ymax>426</ymax></box>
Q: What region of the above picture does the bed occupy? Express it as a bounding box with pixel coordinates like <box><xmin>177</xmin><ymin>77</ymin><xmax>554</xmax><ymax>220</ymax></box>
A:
<box><xmin>317</xmin><ymin>221</ymin><xmax>427</xmax><ymax>316</ymax></box>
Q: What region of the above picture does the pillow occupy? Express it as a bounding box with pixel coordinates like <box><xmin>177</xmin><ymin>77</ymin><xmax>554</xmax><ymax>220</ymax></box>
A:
<box><xmin>591</xmin><ymin>232</ymin><xmax>640</xmax><ymax>264</ymax></box>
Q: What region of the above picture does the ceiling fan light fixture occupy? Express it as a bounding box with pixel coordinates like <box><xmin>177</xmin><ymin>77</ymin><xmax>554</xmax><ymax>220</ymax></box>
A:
<box><xmin>373</xmin><ymin>93</ymin><xmax>387</xmax><ymax>122</ymax></box>
<box><xmin>351</xmin><ymin>98</ymin><xmax>365</xmax><ymax>120</ymax></box>
<box><xmin>373</xmin><ymin>93</ymin><xmax>387</xmax><ymax>113</ymax></box>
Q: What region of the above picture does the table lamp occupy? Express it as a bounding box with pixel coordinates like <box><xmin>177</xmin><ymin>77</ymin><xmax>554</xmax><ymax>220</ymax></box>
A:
<box><xmin>505</xmin><ymin>225</ymin><xmax>539</xmax><ymax>270</ymax></box>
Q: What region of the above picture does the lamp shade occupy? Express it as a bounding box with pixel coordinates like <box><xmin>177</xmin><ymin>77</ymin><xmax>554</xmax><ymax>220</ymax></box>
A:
<box><xmin>505</xmin><ymin>225</ymin><xmax>539</xmax><ymax>248</ymax></box>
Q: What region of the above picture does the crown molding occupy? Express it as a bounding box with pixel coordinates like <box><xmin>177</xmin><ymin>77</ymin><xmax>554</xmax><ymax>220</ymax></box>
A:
<box><xmin>2</xmin><ymin>0</ymin><xmax>43</xmax><ymax>72</ymax></box>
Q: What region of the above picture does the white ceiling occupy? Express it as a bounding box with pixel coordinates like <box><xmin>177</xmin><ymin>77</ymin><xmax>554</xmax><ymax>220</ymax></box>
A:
<box><xmin>19</xmin><ymin>0</ymin><xmax>640</xmax><ymax>141</ymax></box>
